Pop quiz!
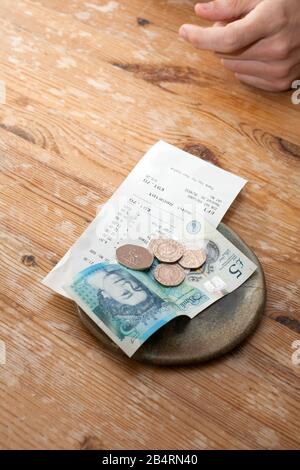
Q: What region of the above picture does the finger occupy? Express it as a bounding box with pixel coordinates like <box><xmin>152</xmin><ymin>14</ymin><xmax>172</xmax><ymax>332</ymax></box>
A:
<box><xmin>213</xmin><ymin>21</ymin><xmax>228</xmax><ymax>27</ymax></box>
<box><xmin>180</xmin><ymin>5</ymin><xmax>276</xmax><ymax>53</ymax></box>
<box><xmin>195</xmin><ymin>0</ymin><xmax>260</xmax><ymax>22</ymax></box>
<box><xmin>235</xmin><ymin>73</ymin><xmax>294</xmax><ymax>92</ymax></box>
<box><xmin>222</xmin><ymin>58</ymin><xmax>297</xmax><ymax>81</ymax></box>
<box><xmin>216</xmin><ymin>34</ymin><xmax>297</xmax><ymax>62</ymax></box>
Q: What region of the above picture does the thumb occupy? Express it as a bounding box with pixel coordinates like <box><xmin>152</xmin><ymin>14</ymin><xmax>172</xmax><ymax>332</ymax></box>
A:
<box><xmin>195</xmin><ymin>0</ymin><xmax>259</xmax><ymax>22</ymax></box>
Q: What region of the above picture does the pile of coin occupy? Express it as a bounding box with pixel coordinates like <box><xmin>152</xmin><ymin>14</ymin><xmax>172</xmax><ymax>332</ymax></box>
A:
<box><xmin>116</xmin><ymin>238</ymin><xmax>206</xmax><ymax>287</ymax></box>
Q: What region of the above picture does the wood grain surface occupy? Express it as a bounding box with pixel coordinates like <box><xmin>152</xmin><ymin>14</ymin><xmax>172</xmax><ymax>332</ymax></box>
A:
<box><xmin>0</xmin><ymin>0</ymin><xmax>299</xmax><ymax>450</ymax></box>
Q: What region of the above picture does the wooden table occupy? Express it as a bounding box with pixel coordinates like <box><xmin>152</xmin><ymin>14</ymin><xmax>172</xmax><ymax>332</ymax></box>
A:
<box><xmin>0</xmin><ymin>0</ymin><xmax>299</xmax><ymax>450</ymax></box>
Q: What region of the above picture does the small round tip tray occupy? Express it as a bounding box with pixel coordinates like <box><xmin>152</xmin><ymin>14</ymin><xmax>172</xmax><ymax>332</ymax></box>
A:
<box><xmin>76</xmin><ymin>223</ymin><xmax>266</xmax><ymax>366</ymax></box>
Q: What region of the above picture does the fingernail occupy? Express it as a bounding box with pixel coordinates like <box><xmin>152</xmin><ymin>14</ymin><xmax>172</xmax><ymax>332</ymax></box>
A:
<box><xmin>179</xmin><ymin>25</ymin><xmax>188</xmax><ymax>39</ymax></box>
<box><xmin>198</xmin><ymin>2</ymin><xmax>213</xmax><ymax>10</ymax></box>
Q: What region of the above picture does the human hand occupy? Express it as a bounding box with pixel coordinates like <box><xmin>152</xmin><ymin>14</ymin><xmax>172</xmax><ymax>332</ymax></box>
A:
<box><xmin>179</xmin><ymin>0</ymin><xmax>300</xmax><ymax>91</ymax></box>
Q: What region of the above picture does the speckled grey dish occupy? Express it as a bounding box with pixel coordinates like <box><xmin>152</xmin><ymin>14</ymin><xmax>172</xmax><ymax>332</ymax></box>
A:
<box><xmin>76</xmin><ymin>223</ymin><xmax>266</xmax><ymax>366</ymax></box>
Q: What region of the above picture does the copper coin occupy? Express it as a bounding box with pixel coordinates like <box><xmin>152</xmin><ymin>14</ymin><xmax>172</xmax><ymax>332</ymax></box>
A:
<box><xmin>116</xmin><ymin>244</ymin><xmax>154</xmax><ymax>270</ymax></box>
<box><xmin>178</xmin><ymin>249</ymin><xmax>207</xmax><ymax>269</ymax></box>
<box><xmin>148</xmin><ymin>238</ymin><xmax>165</xmax><ymax>254</ymax></box>
<box><xmin>154</xmin><ymin>263</ymin><xmax>186</xmax><ymax>287</ymax></box>
<box><xmin>153</xmin><ymin>239</ymin><xmax>185</xmax><ymax>263</ymax></box>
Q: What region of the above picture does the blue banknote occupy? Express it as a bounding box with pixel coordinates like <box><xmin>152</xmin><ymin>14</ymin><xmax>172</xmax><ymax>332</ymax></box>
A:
<box><xmin>66</xmin><ymin>262</ymin><xmax>209</xmax><ymax>356</ymax></box>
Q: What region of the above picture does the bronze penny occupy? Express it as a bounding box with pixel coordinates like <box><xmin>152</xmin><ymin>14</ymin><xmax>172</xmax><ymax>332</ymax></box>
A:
<box><xmin>154</xmin><ymin>263</ymin><xmax>186</xmax><ymax>287</ymax></box>
<box><xmin>178</xmin><ymin>249</ymin><xmax>207</xmax><ymax>269</ymax></box>
<box><xmin>153</xmin><ymin>239</ymin><xmax>184</xmax><ymax>263</ymax></box>
<box><xmin>148</xmin><ymin>238</ymin><xmax>165</xmax><ymax>254</ymax></box>
<box><xmin>116</xmin><ymin>244</ymin><xmax>154</xmax><ymax>270</ymax></box>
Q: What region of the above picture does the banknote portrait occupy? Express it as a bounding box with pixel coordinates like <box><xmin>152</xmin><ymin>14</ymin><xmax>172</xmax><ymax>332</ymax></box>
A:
<box><xmin>70</xmin><ymin>263</ymin><xmax>167</xmax><ymax>340</ymax></box>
